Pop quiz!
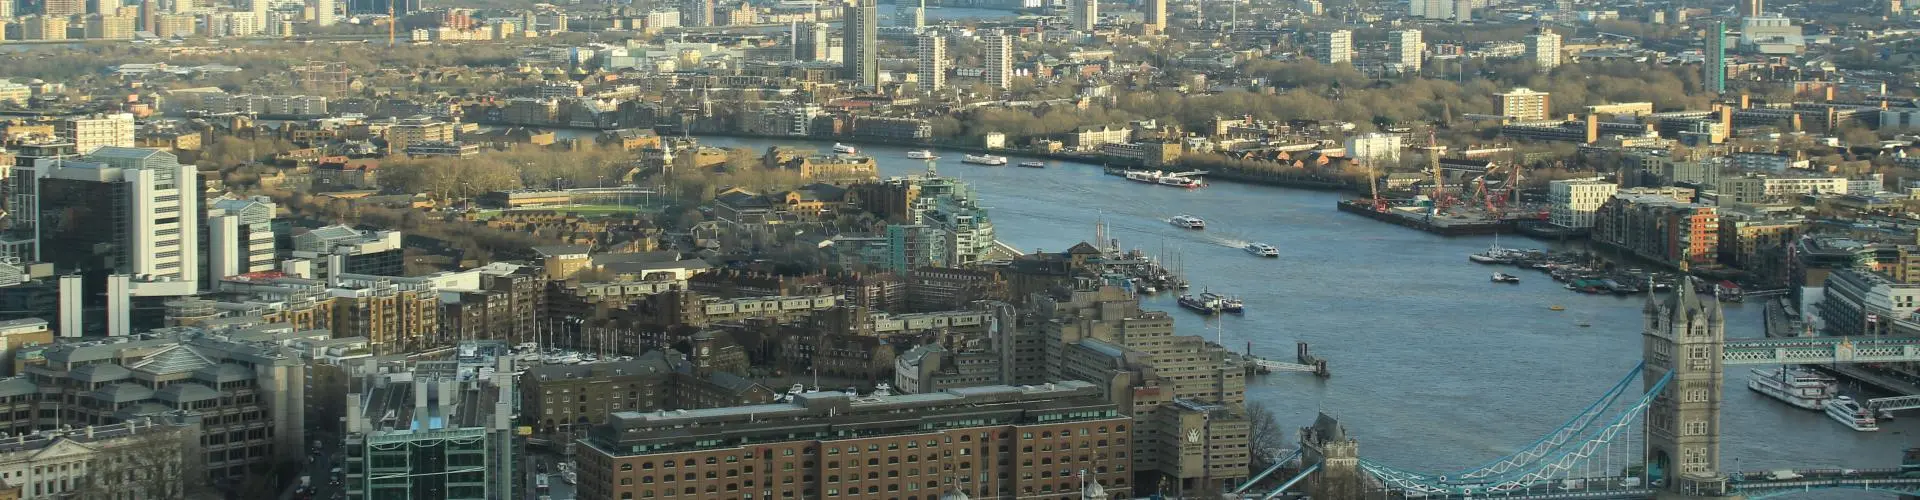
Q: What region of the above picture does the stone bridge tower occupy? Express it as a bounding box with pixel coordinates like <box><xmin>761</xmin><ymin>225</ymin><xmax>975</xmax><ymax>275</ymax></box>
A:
<box><xmin>1642</xmin><ymin>275</ymin><xmax>1735</xmax><ymax>498</ymax></box>
<box><xmin>1300</xmin><ymin>412</ymin><xmax>1363</xmax><ymax>500</ymax></box>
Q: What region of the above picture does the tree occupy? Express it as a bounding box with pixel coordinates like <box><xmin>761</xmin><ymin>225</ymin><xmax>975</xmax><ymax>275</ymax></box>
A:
<box><xmin>74</xmin><ymin>422</ymin><xmax>208</xmax><ymax>500</ymax></box>
<box><xmin>1246</xmin><ymin>402</ymin><xmax>1288</xmax><ymax>471</ymax></box>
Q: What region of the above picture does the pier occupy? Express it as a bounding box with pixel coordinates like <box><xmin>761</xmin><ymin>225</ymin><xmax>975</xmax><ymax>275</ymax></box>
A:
<box><xmin>1244</xmin><ymin>342</ymin><xmax>1331</xmax><ymax>378</ymax></box>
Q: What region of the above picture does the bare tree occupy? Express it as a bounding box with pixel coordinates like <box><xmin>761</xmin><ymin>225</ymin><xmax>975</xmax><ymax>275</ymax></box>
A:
<box><xmin>1245</xmin><ymin>402</ymin><xmax>1288</xmax><ymax>471</ymax></box>
<box><xmin>74</xmin><ymin>423</ymin><xmax>209</xmax><ymax>500</ymax></box>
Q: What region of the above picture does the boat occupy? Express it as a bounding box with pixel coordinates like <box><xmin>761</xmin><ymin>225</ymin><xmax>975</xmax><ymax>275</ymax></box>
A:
<box><xmin>1018</xmin><ymin>161</ymin><xmax>1047</xmax><ymax>168</ymax></box>
<box><xmin>1825</xmin><ymin>396</ymin><xmax>1880</xmax><ymax>431</ymax></box>
<box><xmin>1168</xmin><ymin>215</ymin><xmax>1206</xmax><ymax>229</ymax></box>
<box><xmin>906</xmin><ymin>150</ymin><xmax>939</xmax><ymax>160</ymax></box>
<box><xmin>1177</xmin><ymin>293</ymin><xmax>1220</xmax><ymax>314</ymax></box>
<box><xmin>1549</xmin><ymin>305</ymin><xmax>1565</xmax><ymax>311</ymax></box>
<box><xmin>1748</xmin><ymin>367</ymin><xmax>1835</xmax><ymax>411</ymax></box>
<box><xmin>963</xmin><ymin>154</ymin><xmax>1008</xmax><ymax>165</ymax></box>
<box><xmin>1492</xmin><ymin>272</ymin><xmax>1520</xmax><ymax>283</ymax></box>
<box><xmin>1245</xmin><ymin>243</ymin><xmax>1279</xmax><ymax>257</ymax></box>
<box><xmin>1203</xmin><ymin>292</ymin><xmax>1245</xmax><ymax>313</ymax></box>
<box><xmin>833</xmin><ymin>143</ymin><xmax>859</xmax><ymax>154</ymax></box>
<box><xmin>1124</xmin><ymin>169</ymin><xmax>1206</xmax><ymax>188</ymax></box>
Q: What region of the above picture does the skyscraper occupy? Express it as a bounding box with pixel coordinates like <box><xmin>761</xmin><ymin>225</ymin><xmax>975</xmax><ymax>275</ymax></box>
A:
<box><xmin>312</xmin><ymin>0</ymin><xmax>334</xmax><ymax>25</ymax></box>
<box><xmin>15</xmin><ymin>147</ymin><xmax>201</xmax><ymax>294</ymax></box>
<box><xmin>1388</xmin><ymin>29</ymin><xmax>1424</xmax><ymax>73</ymax></box>
<box><xmin>680</xmin><ymin>0</ymin><xmax>713</xmax><ymax>27</ymax></box>
<box><xmin>917</xmin><ymin>32</ymin><xmax>945</xmax><ymax>91</ymax></box>
<box><xmin>1143</xmin><ymin>0</ymin><xmax>1166</xmax><ymax>33</ymax></box>
<box><xmin>1526</xmin><ymin>27</ymin><xmax>1562</xmax><ymax>71</ymax></box>
<box><xmin>843</xmin><ymin>0</ymin><xmax>878</xmax><ymax>88</ymax></box>
<box><xmin>1313</xmin><ymin>29</ymin><xmax>1352</xmax><ymax>64</ymax></box>
<box><xmin>983</xmin><ymin>31</ymin><xmax>1011</xmax><ymax>90</ymax></box>
<box><xmin>793</xmin><ymin>22</ymin><xmax>829</xmax><ymax>61</ymax></box>
<box><xmin>1069</xmin><ymin>0</ymin><xmax>1097</xmax><ymax>30</ymax></box>
<box><xmin>1704</xmin><ymin>21</ymin><xmax>1727</xmax><ymax>93</ymax></box>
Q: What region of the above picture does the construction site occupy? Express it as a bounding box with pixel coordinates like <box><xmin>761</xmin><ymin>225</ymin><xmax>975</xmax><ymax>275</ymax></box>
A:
<box><xmin>1336</xmin><ymin>134</ymin><xmax>1549</xmax><ymax>236</ymax></box>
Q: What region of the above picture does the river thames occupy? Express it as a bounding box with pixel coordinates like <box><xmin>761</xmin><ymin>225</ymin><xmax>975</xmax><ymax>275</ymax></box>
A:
<box><xmin>690</xmin><ymin>136</ymin><xmax>1908</xmax><ymax>488</ymax></box>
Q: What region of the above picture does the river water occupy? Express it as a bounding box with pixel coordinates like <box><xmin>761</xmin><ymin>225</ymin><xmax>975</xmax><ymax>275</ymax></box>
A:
<box><xmin>693</xmin><ymin>136</ymin><xmax>1909</xmax><ymax>487</ymax></box>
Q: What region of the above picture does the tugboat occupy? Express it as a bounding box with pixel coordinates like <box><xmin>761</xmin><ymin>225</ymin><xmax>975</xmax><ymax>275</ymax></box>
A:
<box><xmin>833</xmin><ymin>143</ymin><xmax>860</xmax><ymax>154</ymax></box>
<box><xmin>1177</xmin><ymin>293</ymin><xmax>1221</xmax><ymax>314</ymax></box>
<box><xmin>1492</xmin><ymin>272</ymin><xmax>1520</xmax><ymax>283</ymax></box>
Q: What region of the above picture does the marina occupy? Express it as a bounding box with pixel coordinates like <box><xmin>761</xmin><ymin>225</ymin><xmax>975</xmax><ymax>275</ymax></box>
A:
<box><xmin>690</xmin><ymin>136</ymin><xmax>1909</xmax><ymax>474</ymax></box>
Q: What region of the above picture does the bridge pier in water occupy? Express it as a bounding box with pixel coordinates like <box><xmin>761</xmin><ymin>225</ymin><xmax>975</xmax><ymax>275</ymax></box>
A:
<box><xmin>1642</xmin><ymin>276</ymin><xmax>1740</xmax><ymax>498</ymax></box>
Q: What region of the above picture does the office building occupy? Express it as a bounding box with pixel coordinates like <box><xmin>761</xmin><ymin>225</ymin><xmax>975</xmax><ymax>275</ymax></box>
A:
<box><xmin>680</xmin><ymin>0</ymin><xmax>713</xmax><ymax>27</ymax></box>
<box><xmin>983</xmin><ymin>32</ymin><xmax>1012</xmax><ymax>89</ymax></box>
<box><xmin>1705</xmin><ymin>21</ymin><xmax>1727</xmax><ymax>94</ymax></box>
<box><xmin>55</xmin><ymin>113</ymin><xmax>135</xmax><ymax>154</ymax></box>
<box><xmin>206</xmin><ymin>195</ymin><xmax>278</xmax><ymax>280</ymax></box>
<box><xmin>1819</xmin><ymin>267</ymin><xmax>1920</xmax><ymax>336</ymax></box>
<box><xmin>1070</xmin><ymin>0</ymin><xmax>1097</xmax><ymax>30</ymax></box>
<box><xmin>0</xmin><ymin>416</ymin><xmax>203</xmax><ymax>499</ymax></box>
<box><xmin>1548</xmin><ymin>178</ymin><xmax>1618</xmax><ymax>229</ymax></box>
<box><xmin>844</xmin><ymin>0</ymin><xmax>878</xmax><ymax>88</ymax></box>
<box><xmin>343</xmin><ymin>354</ymin><xmax>516</xmax><ymax>500</ymax></box>
<box><xmin>15</xmin><ymin>147</ymin><xmax>202</xmax><ymax>326</ymax></box>
<box><xmin>1314</xmin><ymin>30</ymin><xmax>1352</xmax><ymax>64</ymax></box>
<box><xmin>14</xmin><ymin>330</ymin><xmax>310</xmax><ymax>479</ymax></box>
<box><xmin>1143</xmin><ymin>0</ymin><xmax>1166</xmax><ymax>33</ymax></box>
<box><xmin>1388</xmin><ymin>29</ymin><xmax>1423</xmax><ymax>73</ymax></box>
<box><xmin>1495</xmin><ymin>87</ymin><xmax>1552</xmax><ymax>120</ymax></box>
<box><xmin>917</xmin><ymin>33</ymin><xmax>945</xmax><ymax>91</ymax></box>
<box><xmin>1526</xmin><ymin>28</ymin><xmax>1562</xmax><ymax>71</ymax></box>
<box><xmin>290</xmin><ymin>225</ymin><xmax>405</xmax><ymax>278</ymax></box>
<box><xmin>575</xmin><ymin>381</ymin><xmax>1133</xmax><ymax>500</ymax></box>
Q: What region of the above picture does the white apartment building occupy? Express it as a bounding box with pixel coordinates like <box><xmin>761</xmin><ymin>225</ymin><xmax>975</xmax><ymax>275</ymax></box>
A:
<box><xmin>917</xmin><ymin>32</ymin><xmax>946</xmax><ymax>91</ymax></box>
<box><xmin>1721</xmin><ymin>174</ymin><xmax>1849</xmax><ymax>204</ymax></box>
<box><xmin>983</xmin><ymin>33</ymin><xmax>1011</xmax><ymax>89</ymax></box>
<box><xmin>1344</xmin><ymin>132</ymin><xmax>1403</xmax><ymax>165</ymax></box>
<box><xmin>1526</xmin><ymin>29</ymin><xmax>1562</xmax><ymax>70</ymax></box>
<box><xmin>1549</xmin><ymin>178</ymin><xmax>1618</xmax><ymax>229</ymax></box>
<box><xmin>54</xmin><ymin>113</ymin><xmax>135</xmax><ymax>154</ymax></box>
<box><xmin>1316</xmin><ymin>30</ymin><xmax>1353</xmax><ymax>64</ymax></box>
<box><xmin>1389</xmin><ymin>29</ymin><xmax>1424</xmax><ymax>73</ymax></box>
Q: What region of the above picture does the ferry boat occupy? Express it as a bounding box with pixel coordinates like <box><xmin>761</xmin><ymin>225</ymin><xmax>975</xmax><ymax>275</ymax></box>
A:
<box><xmin>906</xmin><ymin>150</ymin><xmax>938</xmax><ymax>160</ymax></box>
<box><xmin>1245</xmin><ymin>243</ymin><xmax>1279</xmax><ymax>257</ymax></box>
<box><xmin>1747</xmin><ymin>367</ymin><xmax>1835</xmax><ymax>411</ymax></box>
<box><xmin>1018</xmin><ymin>161</ymin><xmax>1047</xmax><ymax>168</ymax></box>
<box><xmin>833</xmin><ymin>143</ymin><xmax>860</xmax><ymax>154</ymax></box>
<box><xmin>1492</xmin><ymin>272</ymin><xmax>1520</xmax><ymax>283</ymax></box>
<box><xmin>1168</xmin><ymin>215</ymin><xmax>1206</xmax><ymax>229</ymax></box>
<box><xmin>963</xmin><ymin>154</ymin><xmax>1008</xmax><ymax>165</ymax></box>
<box><xmin>1177</xmin><ymin>293</ymin><xmax>1221</xmax><ymax>314</ymax></box>
<box><xmin>1825</xmin><ymin>396</ymin><xmax>1880</xmax><ymax>431</ymax></box>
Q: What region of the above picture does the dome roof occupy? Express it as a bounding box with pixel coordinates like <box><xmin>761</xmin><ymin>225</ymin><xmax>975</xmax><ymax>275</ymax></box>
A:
<box><xmin>938</xmin><ymin>490</ymin><xmax>969</xmax><ymax>500</ymax></box>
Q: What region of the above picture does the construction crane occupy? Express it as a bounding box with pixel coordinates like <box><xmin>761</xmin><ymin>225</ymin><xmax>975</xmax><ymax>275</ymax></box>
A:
<box><xmin>388</xmin><ymin>3</ymin><xmax>396</xmax><ymax>46</ymax></box>
<box><xmin>1424</xmin><ymin>131</ymin><xmax>1450</xmax><ymax>218</ymax></box>
<box><xmin>1366</xmin><ymin>160</ymin><xmax>1386</xmax><ymax>212</ymax></box>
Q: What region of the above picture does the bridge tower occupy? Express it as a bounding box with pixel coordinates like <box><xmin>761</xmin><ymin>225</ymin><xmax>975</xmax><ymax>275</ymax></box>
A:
<box><xmin>1642</xmin><ymin>275</ymin><xmax>1737</xmax><ymax>498</ymax></box>
<box><xmin>1299</xmin><ymin>413</ymin><xmax>1364</xmax><ymax>500</ymax></box>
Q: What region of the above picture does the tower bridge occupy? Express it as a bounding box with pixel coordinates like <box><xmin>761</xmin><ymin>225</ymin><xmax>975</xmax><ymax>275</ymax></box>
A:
<box><xmin>1244</xmin><ymin>277</ymin><xmax>1920</xmax><ymax>500</ymax></box>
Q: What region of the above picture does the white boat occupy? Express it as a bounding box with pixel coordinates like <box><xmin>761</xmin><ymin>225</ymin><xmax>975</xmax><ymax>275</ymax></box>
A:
<box><xmin>1124</xmin><ymin>169</ymin><xmax>1206</xmax><ymax>188</ymax></box>
<box><xmin>1825</xmin><ymin>396</ymin><xmax>1879</xmax><ymax>431</ymax></box>
<box><xmin>1169</xmin><ymin>215</ymin><xmax>1205</xmax><ymax>229</ymax></box>
<box><xmin>963</xmin><ymin>154</ymin><xmax>1008</xmax><ymax>165</ymax></box>
<box><xmin>1018</xmin><ymin>161</ymin><xmax>1047</xmax><ymax>168</ymax></box>
<box><xmin>906</xmin><ymin>150</ymin><xmax>938</xmax><ymax>160</ymax></box>
<box><xmin>1245</xmin><ymin>243</ymin><xmax>1279</xmax><ymax>257</ymax></box>
<box><xmin>833</xmin><ymin>143</ymin><xmax>859</xmax><ymax>154</ymax></box>
<box><xmin>1492</xmin><ymin>272</ymin><xmax>1520</xmax><ymax>283</ymax></box>
<box><xmin>1748</xmin><ymin>367</ymin><xmax>1835</xmax><ymax>411</ymax></box>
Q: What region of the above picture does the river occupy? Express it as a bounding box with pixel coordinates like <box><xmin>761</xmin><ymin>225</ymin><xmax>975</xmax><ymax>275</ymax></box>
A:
<box><xmin>691</xmin><ymin>136</ymin><xmax>1909</xmax><ymax>490</ymax></box>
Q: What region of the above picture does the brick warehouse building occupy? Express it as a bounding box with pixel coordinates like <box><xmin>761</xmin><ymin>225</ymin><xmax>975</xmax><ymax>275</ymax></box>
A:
<box><xmin>576</xmin><ymin>381</ymin><xmax>1132</xmax><ymax>500</ymax></box>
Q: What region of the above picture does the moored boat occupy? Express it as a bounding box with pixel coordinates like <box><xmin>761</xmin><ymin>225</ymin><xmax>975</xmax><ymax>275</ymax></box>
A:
<box><xmin>1018</xmin><ymin>161</ymin><xmax>1047</xmax><ymax>168</ymax></box>
<box><xmin>1748</xmin><ymin>367</ymin><xmax>1835</xmax><ymax>411</ymax></box>
<box><xmin>1177</xmin><ymin>293</ymin><xmax>1220</xmax><ymax>314</ymax></box>
<box><xmin>963</xmin><ymin>154</ymin><xmax>1009</xmax><ymax>165</ymax></box>
<box><xmin>1124</xmin><ymin>169</ymin><xmax>1206</xmax><ymax>188</ymax></box>
<box><xmin>833</xmin><ymin>143</ymin><xmax>860</xmax><ymax>154</ymax></box>
<box><xmin>1204</xmin><ymin>292</ymin><xmax>1244</xmax><ymax>313</ymax></box>
<box><xmin>1826</xmin><ymin>396</ymin><xmax>1880</xmax><ymax>431</ymax></box>
<box><xmin>906</xmin><ymin>150</ymin><xmax>938</xmax><ymax>160</ymax></box>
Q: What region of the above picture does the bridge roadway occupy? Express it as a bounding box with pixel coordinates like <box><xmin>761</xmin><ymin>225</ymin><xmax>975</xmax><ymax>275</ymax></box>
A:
<box><xmin>1722</xmin><ymin>336</ymin><xmax>1920</xmax><ymax>365</ymax></box>
<box><xmin>1327</xmin><ymin>469</ymin><xmax>1920</xmax><ymax>500</ymax></box>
